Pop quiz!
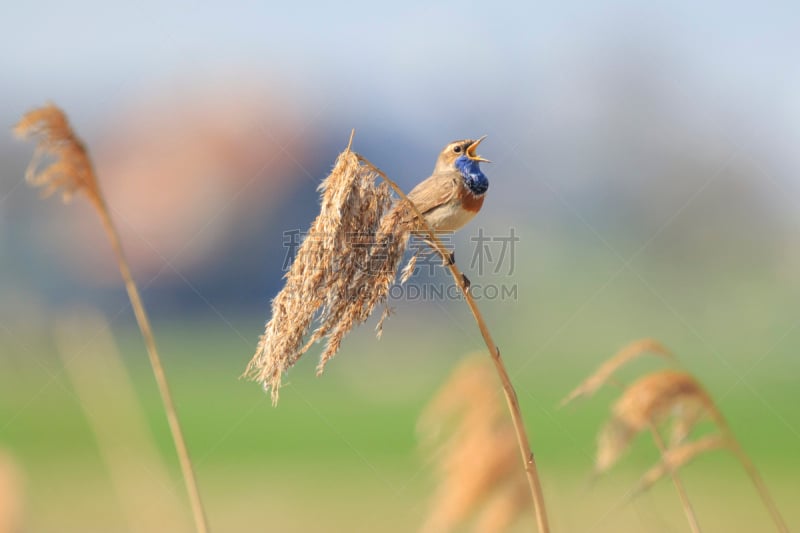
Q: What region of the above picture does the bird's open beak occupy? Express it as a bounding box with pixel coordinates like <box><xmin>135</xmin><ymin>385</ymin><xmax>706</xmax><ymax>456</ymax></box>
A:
<box><xmin>466</xmin><ymin>135</ymin><xmax>491</xmax><ymax>163</ymax></box>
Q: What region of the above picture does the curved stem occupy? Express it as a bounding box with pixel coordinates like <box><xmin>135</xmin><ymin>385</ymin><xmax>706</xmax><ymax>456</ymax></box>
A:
<box><xmin>706</xmin><ymin>411</ymin><xmax>788</xmax><ymax>533</ymax></box>
<box><xmin>727</xmin><ymin>439</ymin><xmax>788</xmax><ymax>533</ymax></box>
<box><xmin>357</xmin><ymin>151</ymin><xmax>550</xmax><ymax>533</ymax></box>
<box><xmin>647</xmin><ymin>423</ymin><xmax>701</xmax><ymax>533</ymax></box>
<box><xmin>95</xmin><ymin>202</ymin><xmax>209</xmax><ymax>533</ymax></box>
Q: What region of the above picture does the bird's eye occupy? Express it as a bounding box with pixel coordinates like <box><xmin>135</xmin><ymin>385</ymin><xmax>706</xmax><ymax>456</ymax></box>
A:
<box><xmin>453</xmin><ymin>146</ymin><xmax>462</xmax><ymax>153</ymax></box>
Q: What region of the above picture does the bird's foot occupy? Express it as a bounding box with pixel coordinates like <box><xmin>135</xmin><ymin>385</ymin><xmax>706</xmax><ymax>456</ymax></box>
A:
<box><xmin>439</xmin><ymin>250</ymin><xmax>455</xmax><ymax>267</ymax></box>
<box><xmin>461</xmin><ymin>273</ymin><xmax>471</xmax><ymax>290</ymax></box>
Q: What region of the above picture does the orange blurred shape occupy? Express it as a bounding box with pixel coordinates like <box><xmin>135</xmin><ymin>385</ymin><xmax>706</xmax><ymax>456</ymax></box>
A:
<box><xmin>46</xmin><ymin>77</ymin><xmax>312</xmax><ymax>284</ymax></box>
<box><xmin>0</xmin><ymin>450</ymin><xmax>23</xmax><ymax>533</ymax></box>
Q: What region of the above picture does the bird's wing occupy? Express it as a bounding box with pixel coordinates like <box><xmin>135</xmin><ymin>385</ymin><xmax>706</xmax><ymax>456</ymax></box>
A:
<box><xmin>405</xmin><ymin>171</ymin><xmax>459</xmax><ymax>216</ymax></box>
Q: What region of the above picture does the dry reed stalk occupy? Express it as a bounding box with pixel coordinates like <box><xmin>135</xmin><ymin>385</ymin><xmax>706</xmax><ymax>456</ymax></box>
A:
<box><xmin>14</xmin><ymin>104</ymin><xmax>208</xmax><ymax>533</ymax></box>
<box><xmin>55</xmin><ymin>312</ymin><xmax>190</xmax><ymax>532</ymax></box>
<box><xmin>619</xmin><ymin>371</ymin><xmax>788</xmax><ymax>532</ymax></box>
<box><xmin>571</xmin><ymin>350</ymin><xmax>789</xmax><ymax>533</ymax></box>
<box><xmin>418</xmin><ymin>356</ymin><xmax>528</xmax><ymax>533</ymax></box>
<box><xmin>632</xmin><ymin>433</ymin><xmax>729</xmax><ymax>497</ymax></box>
<box><xmin>561</xmin><ymin>338</ymin><xmax>674</xmax><ymax>406</ymax></box>
<box><xmin>645</xmin><ymin>421</ymin><xmax>702</xmax><ymax>533</ymax></box>
<box><xmin>244</xmin><ymin>133</ymin><xmax>399</xmax><ymax>403</ymax></box>
<box><xmin>596</xmin><ymin>370</ymin><xmax>721</xmax><ymax>473</ymax></box>
<box><xmin>591</xmin><ymin>369</ymin><xmax>717</xmax><ymax>533</ymax></box>
<box><xmin>244</xmin><ymin>131</ymin><xmax>548</xmax><ymax>530</ymax></box>
<box><xmin>357</xmin><ymin>152</ymin><xmax>550</xmax><ymax>533</ymax></box>
<box><xmin>723</xmin><ymin>435</ymin><xmax>789</xmax><ymax>533</ymax></box>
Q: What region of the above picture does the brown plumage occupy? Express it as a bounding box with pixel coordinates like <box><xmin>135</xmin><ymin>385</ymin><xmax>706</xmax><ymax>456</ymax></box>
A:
<box><xmin>397</xmin><ymin>137</ymin><xmax>490</xmax><ymax>232</ymax></box>
<box><xmin>245</xmin><ymin>137</ymin><xmax>489</xmax><ymax>403</ymax></box>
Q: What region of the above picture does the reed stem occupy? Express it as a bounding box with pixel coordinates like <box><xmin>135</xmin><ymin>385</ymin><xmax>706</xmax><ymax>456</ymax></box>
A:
<box><xmin>713</xmin><ymin>412</ymin><xmax>789</xmax><ymax>533</ymax></box>
<box><xmin>94</xmin><ymin>202</ymin><xmax>209</xmax><ymax>533</ymax></box>
<box><xmin>725</xmin><ymin>434</ymin><xmax>788</xmax><ymax>533</ymax></box>
<box><xmin>707</xmin><ymin>410</ymin><xmax>788</xmax><ymax>533</ymax></box>
<box><xmin>357</xmin><ymin>148</ymin><xmax>550</xmax><ymax>533</ymax></box>
<box><xmin>647</xmin><ymin>423</ymin><xmax>701</xmax><ymax>533</ymax></box>
<box><xmin>16</xmin><ymin>103</ymin><xmax>209</xmax><ymax>532</ymax></box>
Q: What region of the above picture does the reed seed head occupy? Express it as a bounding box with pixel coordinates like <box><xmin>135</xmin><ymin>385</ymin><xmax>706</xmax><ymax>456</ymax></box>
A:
<box><xmin>418</xmin><ymin>355</ymin><xmax>528</xmax><ymax>533</ymax></box>
<box><xmin>14</xmin><ymin>103</ymin><xmax>102</xmax><ymax>208</ymax></box>
<box><xmin>244</xmin><ymin>141</ymin><xmax>408</xmax><ymax>404</ymax></box>
<box><xmin>568</xmin><ymin>339</ymin><xmax>787</xmax><ymax>531</ymax></box>
<box><xmin>596</xmin><ymin>369</ymin><xmax>721</xmax><ymax>473</ymax></box>
<box><xmin>562</xmin><ymin>338</ymin><xmax>674</xmax><ymax>406</ymax></box>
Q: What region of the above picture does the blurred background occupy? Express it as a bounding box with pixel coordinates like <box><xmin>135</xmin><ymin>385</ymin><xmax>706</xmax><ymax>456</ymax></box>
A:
<box><xmin>1</xmin><ymin>1</ymin><xmax>799</xmax><ymax>531</ymax></box>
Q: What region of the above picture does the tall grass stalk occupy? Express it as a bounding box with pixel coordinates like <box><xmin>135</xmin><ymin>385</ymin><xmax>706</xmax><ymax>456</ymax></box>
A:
<box><xmin>646</xmin><ymin>422</ymin><xmax>701</xmax><ymax>533</ymax></box>
<box><xmin>246</xmin><ymin>130</ymin><xmax>548</xmax><ymax>529</ymax></box>
<box><xmin>15</xmin><ymin>104</ymin><xmax>209</xmax><ymax>533</ymax></box>
<box><xmin>567</xmin><ymin>342</ymin><xmax>789</xmax><ymax>533</ymax></box>
<box><xmin>56</xmin><ymin>312</ymin><xmax>190</xmax><ymax>532</ymax></box>
<box><xmin>356</xmin><ymin>143</ymin><xmax>550</xmax><ymax>533</ymax></box>
<box><xmin>89</xmin><ymin>195</ymin><xmax>209</xmax><ymax>533</ymax></box>
<box><xmin>716</xmin><ymin>423</ymin><xmax>789</xmax><ymax>532</ymax></box>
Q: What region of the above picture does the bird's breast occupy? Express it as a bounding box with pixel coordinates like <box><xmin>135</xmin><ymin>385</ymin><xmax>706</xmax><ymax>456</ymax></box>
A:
<box><xmin>422</xmin><ymin>185</ymin><xmax>485</xmax><ymax>232</ymax></box>
<box><xmin>460</xmin><ymin>186</ymin><xmax>486</xmax><ymax>214</ymax></box>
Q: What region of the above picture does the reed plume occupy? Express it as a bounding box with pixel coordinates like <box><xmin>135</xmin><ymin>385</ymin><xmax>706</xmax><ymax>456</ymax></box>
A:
<box><xmin>567</xmin><ymin>341</ymin><xmax>789</xmax><ymax>532</ymax></box>
<box><xmin>418</xmin><ymin>355</ymin><xmax>529</xmax><ymax>533</ymax></box>
<box><xmin>244</xmin><ymin>134</ymin><xmax>402</xmax><ymax>403</ymax></box>
<box><xmin>561</xmin><ymin>338</ymin><xmax>674</xmax><ymax>406</ymax></box>
<box><xmin>14</xmin><ymin>103</ymin><xmax>208</xmax><ymax>533</ymax></box>
<box><xmin>14</xmin><ymin>103</ymin><xmax>102</xmax><ymax>207</ymax></box>
<box><xmin>595</xmin><ymin>369</ymin><xmax>720</xmax><ymax>473</ymax></box>
<box><xmin>357</xmin><ymin>154</ymin><xmax>550</xmax><ymax>532</ymax></box>
<box><xmin>246</xmin><ymin>132</ymin><xmax>549</xmax><ymax>531</ymax></box>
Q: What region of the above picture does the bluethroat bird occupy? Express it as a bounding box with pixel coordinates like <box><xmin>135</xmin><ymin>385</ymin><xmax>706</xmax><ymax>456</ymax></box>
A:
<box><xmin>398</xmin><ymin>136</ymin><xmax>490</xmax><ymax>286</ymax></box>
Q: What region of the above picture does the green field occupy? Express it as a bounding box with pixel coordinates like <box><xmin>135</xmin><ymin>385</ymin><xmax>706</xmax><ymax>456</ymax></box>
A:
<box><xmin>2</xmin><ymin>295</ymin><xmax>798</xmax><ymax>532</ymax></box>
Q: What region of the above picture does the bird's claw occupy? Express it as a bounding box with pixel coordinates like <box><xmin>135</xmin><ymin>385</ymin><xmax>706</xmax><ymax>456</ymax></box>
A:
<box><xmin>461</xmin><ymin>273</ymin><xmax>471</xmax><ymax>290</ymax></box>
<box><xmin>440</xmin><ymin>250</ymin><xmax>455</xmax><ymax>266</ymax></box>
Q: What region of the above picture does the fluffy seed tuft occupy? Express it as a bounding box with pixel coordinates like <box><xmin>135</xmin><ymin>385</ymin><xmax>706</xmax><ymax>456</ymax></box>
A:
<box><xmin>244</xmin><ymin>142</ymin><xmax>408</xmax><ymax>404</ymax></box>
<box><xmin>14</xmin><ymin>103</ymin><xmax>102</xmax><ymax>208</ymax></box>
<box><xmin>418</xmin><ymin>355</ymin><xmax>528</xmax><ymax>533</ymax></box>
<box><xmin>561</xmin><ymin>338</ymin><xmax>674</xmax><ymax>407</ymax></box>
<box><xmin>596</xmin><ymin>370</ymin><xmax>720</xmax><ymax>472</ymax></box>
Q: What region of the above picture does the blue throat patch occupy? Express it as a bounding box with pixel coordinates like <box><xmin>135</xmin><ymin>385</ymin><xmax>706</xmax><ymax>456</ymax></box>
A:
<box><xmin>454</xmin><ymin>155</ymin><xmax>489</xmax><ymax>195</ymax></box>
